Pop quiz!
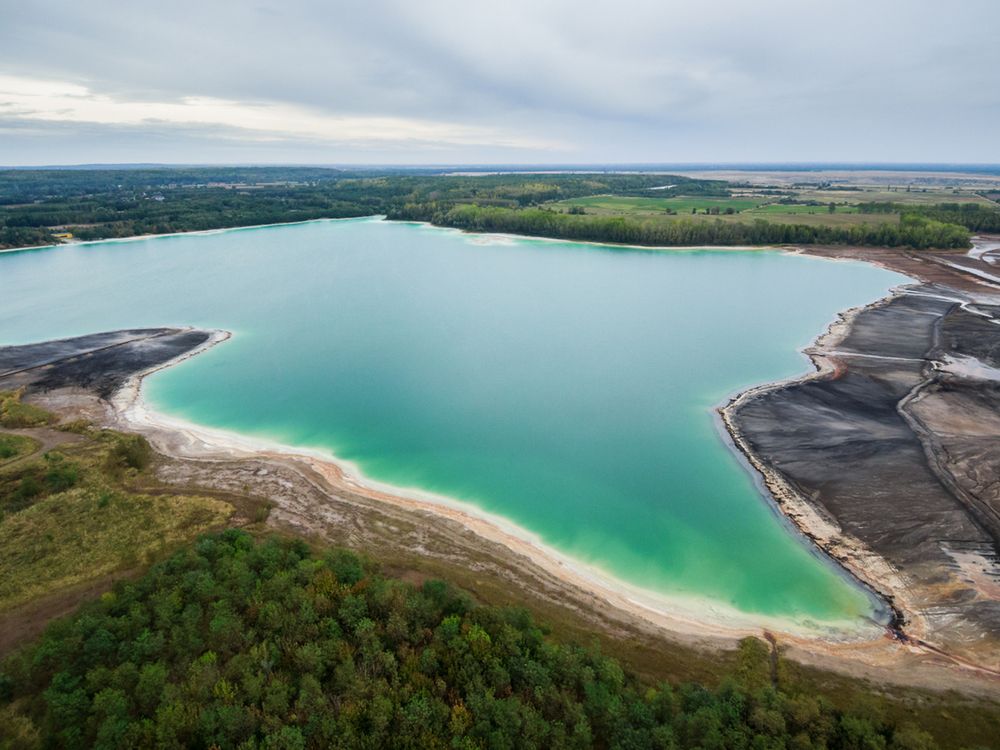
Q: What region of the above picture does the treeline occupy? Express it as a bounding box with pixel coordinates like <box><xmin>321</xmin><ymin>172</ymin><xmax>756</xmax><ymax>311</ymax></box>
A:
<box><xmin>3</xmin><ymin>189</ymin><xmax>374</xmax><ymax>243</ymax></box>
<box><xmin>389</xmin><ymin>203</ymin><xmax>971</xmax><ymax>249</ymax></box>
<box><xmin>1</xmin><ymin>168</ymin><xmax>983</xmax><ymax>251</ymax></box>
<box><xmin>0</xmin><ymin>169</ymin><xmax>728</xmax><ymax>249</ymax></box>
<box><xmin>0</xmin><ymin>531</ymin><xmax>941</xmax><ymax>749</ymax></box>
<box><xmin>0</xmin><ymin>167</ymin><xmax>359</xmax><ymax>205</ymax></box>
<box><xmin>857</xmin><ymin>202</ymin><xmax>1000</xmax><ymax>233</ymax></box>
<box><xmin>0</xmin><ymin>169</ymin><xmax>722</xmax><ymax>207</ymax></box>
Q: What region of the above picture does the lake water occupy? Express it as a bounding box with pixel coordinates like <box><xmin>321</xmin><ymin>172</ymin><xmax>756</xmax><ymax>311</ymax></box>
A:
<box><xmin>0</xmin><ymin>218</ymin><xmax>905</xmax><ymax>627</ymax></box>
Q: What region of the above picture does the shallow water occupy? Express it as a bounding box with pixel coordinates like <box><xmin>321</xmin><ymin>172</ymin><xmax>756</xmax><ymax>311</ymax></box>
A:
<box><xmin>0</xmin><ymin>219</ymin><xmax>905</xmax><ymax>626</ymax></box>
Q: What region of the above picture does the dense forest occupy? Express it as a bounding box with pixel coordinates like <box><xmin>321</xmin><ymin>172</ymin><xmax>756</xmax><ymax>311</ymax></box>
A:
<box><xmin>1</xmin><ymin>167</ymin><xmax>993</xmax><ymax>250</ymax></box>
<box><xmin>0</xmin><ymin>531</ymin><xmax>944</xmax><ymax>750</ymax></box>
<box><xmin>0</xmin><ymin>169</ymin><xmax>711</xmax><ymax>249</ymax></box>
<box><xmin>388</xmin><ymin>203</ymin><xmax>972</xmax><ymax>250</ymax></box>
<box><xmin>857</xmin><ymin>203</ymin><xmax>1000</xmax><ymax>233</ymax></box>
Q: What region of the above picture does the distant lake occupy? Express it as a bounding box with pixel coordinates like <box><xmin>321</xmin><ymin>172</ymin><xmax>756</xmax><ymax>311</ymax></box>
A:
<box><xmin>0</xmin><ymin>219</ymin><xmax>905</xmax><ymax>627</ymax></box>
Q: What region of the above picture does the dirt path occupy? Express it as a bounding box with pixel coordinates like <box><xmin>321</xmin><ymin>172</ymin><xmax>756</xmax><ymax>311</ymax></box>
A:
<box><xmin>0</xmin><ymin>426</ymin><xmax>84</xmax><ymax>470</ymax></box>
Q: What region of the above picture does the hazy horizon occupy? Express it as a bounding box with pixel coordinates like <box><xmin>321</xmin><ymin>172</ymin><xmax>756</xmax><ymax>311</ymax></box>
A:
<box><xmin>2</xmin><ymin>0</ymin><xmax>998</xmax><ymax>166</ymax></box>
<box><xmin>5</xmin><ymin>162</ymin><xmax>1000</xmax><ymax>173</ymax></box>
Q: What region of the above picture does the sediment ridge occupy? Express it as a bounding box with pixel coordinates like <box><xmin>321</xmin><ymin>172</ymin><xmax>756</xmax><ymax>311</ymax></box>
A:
<box><xmin>725</xmin><ymin>238</ymin><xmax>1000</xmax><ymax>675</ymax></box>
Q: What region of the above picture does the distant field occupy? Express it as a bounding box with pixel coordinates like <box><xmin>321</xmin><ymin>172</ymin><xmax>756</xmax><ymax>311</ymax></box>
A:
<box><xmin>555</xmin><ymin>195</ymin><xmax>760</xmax><ymax>213</ymax></box>
<box><xmin>749</xmin><ymin>203</ymin><xmax>860</xmax><ymax>215</ymax></box>
<box><xmin>673</xmin><ymin>210</ymin><xmax>899</xmax><ymax>228</ymax></box>
<box><xmin>739</xmin><ymin>211</ymin><xmax>900</xmax><ymax>227</ymax></box>
<box><xmin>550</xmin><ymin>195</ymin><xmax>899</xmax><ymax>228</ymax></box>
<box><xmin>795</xmin><ymin>188</ymin><xmax>993</xmax><ymax>206</ymax></box>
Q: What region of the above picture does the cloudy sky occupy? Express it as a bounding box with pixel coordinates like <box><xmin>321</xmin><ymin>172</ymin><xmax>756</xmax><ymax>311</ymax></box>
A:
<box><xmin>1</xmin><ymin>0</ymin><xmax>997</xmax><ymax>165</ymax></box>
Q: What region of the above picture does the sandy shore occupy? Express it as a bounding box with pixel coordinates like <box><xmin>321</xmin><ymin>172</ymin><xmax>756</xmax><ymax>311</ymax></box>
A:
<box><xmin>104</xmin><ymin>327</ymin><xmax>879</xmax><ymax>645</ymax></box>
<box><xmin>88</xmin><ymin>319</ymin><xmax>1000</xmax><ymax>695</ymax></box>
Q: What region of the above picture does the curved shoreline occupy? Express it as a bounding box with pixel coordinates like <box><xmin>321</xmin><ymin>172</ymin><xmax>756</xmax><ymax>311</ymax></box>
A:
<box><xmin>719</xmin><ymin>237</ymin><xmax>1000</xmax><ymax>682</ymax></box>
<box><xmin>1</xmin><ymin>217</ymin><xmax>907</xmax><ymax>643</ymax></box>
<box><xmin>107</xmin><ymin>328</ymin><xmax>886</xmax><ymax>645</ymax></box>
<box><xmin>0</xmin><ymin>215</ymin><xmax>388</xmax><ymax>256</ymax></box>
<box><xmin>3</xmin><ymin>214</ymin><xmax>793</xmax><ymax>258</ymax></box>
<box><xmin>718</xmin><ymin>293</ymin><xmax>921</xmax><ymax>639</ymax></box>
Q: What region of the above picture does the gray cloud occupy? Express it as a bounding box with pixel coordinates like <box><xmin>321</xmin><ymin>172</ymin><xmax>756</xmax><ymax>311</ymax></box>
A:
<box><xmin>0</xmin><ymin>0</ymin><xmax>997</xmax><ymax>164</ymax></box>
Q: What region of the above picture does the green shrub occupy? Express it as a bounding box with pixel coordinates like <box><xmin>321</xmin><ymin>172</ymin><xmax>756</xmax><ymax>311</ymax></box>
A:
<box><xmin>0</xmin><ymin>439</ymin><xmax>16</xmax><ymax>460</ymax></box>
<box><xmin>105</xmin><ymin>434</ymin><xmax>152</xmax><ymax>471</ymax></box>
<box><xmin>0</xmin><ymin>434</ymin><xmax>32</xmax><ymax>460</ymax></box>
<box><xmin>42</xmin><ymin>453</ymin><xmax>79</xmax><ymax>492</ymax></box>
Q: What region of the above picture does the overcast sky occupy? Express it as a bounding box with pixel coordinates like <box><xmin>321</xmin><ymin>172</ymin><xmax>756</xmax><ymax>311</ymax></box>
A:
<box><xmin>1</xmin><ymin>0</ymin><xmax>997</xmax><ymax>166</ymax></box>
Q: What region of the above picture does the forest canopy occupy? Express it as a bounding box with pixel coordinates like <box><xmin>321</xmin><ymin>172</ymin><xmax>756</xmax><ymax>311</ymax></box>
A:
<box><xmin>1</xmin><ymin>167</ymin><xmax>987</xmax><ymax>250</ymax></box>
<box><xmin>387</xmin><ymin>203</ymin><xmax>971</xmax><ymax>250</ymax></box>
<box><xmin>1</xmin><ymin>531</ymin><xmax>942</xmax><ymax>750</ymax></box>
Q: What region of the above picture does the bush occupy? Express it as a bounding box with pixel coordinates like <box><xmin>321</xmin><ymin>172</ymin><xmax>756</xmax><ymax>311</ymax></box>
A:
<box><xmin>106</xmin><ymin>434</ymin><xmax>152</xmax><ymax>471</ymax></box>
<box><xmin>42</xmin><ymin>453</ymin><xmax>79</xmax><ymax>492</ymax></box>
<box><xmin>0</xmin><ymin>434</ymin><xmax>27</xmax><ymax>460</ymax></box>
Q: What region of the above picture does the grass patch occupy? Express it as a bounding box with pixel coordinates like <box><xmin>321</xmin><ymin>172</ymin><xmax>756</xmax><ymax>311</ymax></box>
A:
<box><xmin>550</xmin><ymin>196</ymin><xmax>900</xmax><ymax>230</ymax></box>
<box><xmin>795</xmin><ymin>188</ymin><xmax>994</xmax><ymax>206</ymax></box>
<box><xmin>0</xmin><ymin>425</ymin><xmax>234</xmax><ymax>611</ymax></box>
<box><xmin>0</xmin><ymin>390</ymin><xmax>54</xmax><ymax>429</ymax></box>
<box><xmin>0</xmin><ymin>434</ymin><xmax>38</xmax><ymax>465</ymax></box>
<box><xmin>55</xmin><ymin>419</ymin><xmax>94</xmax><ymax>435</ymax></box>
<box><xmin>555</xmin><ymin>195</ymin><xmax>762</xmax><ymax>214</ymax></box>
<box><xmin>104</xmin><ymin>433</ymin><xmax>152</xmax><ymax>473</ymax></box>
<box><xmin>0</xmin><ymin>453</ymin><xmax>84</xmax><ymax>517</ymax></box>
<box><xmin>0</xmin><ymin>487</ymin><xmax>232</xmax><ymax>610</ymax></box>
<box><xmin>749</xmin><ymin>202</ymin><xmax>861</xmax><ymax>215</ymax></box>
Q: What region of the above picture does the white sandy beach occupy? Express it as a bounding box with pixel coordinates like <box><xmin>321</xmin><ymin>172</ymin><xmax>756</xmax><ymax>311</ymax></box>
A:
<box><xmin>105</xmin><ymin>326</ymin><xmax>885</xmax><ymax>646</ymax></box>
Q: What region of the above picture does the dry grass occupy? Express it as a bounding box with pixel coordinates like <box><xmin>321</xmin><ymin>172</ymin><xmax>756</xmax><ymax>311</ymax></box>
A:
<box><xmin>0</xmin><ymin>420</ymin><xmax>236</xmax><ymax>612</ymax></box>
<box><xmin>0</xmin><ymin>487</ymin><xmax>231</xmax><ymax>609</ymax></box>
<box><xmin>0</xmin><ymin>390</ymin><xmax>55</xmax><ymax>429</ymax></box>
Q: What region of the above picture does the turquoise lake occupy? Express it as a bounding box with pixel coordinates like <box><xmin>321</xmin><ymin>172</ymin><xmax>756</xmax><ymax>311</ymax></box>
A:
<box><xmin>0</xmin><ymin>218</ymin><xmax>905</xmax><ymax>626</ymax></box>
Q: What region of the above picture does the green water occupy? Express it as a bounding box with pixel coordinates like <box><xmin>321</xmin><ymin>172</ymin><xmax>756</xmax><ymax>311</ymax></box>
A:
<box><xmin>0</xmin><ymin>219</ymin><xmax>904</xmax><ymax>626</ymax></box>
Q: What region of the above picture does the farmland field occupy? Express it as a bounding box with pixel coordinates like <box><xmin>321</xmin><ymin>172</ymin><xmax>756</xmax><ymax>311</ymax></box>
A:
<box><xmin>794</xmin><ymin>188</ymin><xmax>994</xmax><ymax>206</ymax></box>
<box><xmin>749</xmin><ymin>203</ymin><xmax>860</xmax><ymax>214</ymax></box>
<box><xmin>549</xmin><ymin>195</ymin><xmax>899</xmax><ymax>227</ymax></box>
<box><xmin>740</xmin><ymin>211</ymin><xmax>899</xmax><ymax>227</ymax></box>
<box><xmin>554</xmin><ymin>195</ymin><xmax>761</xmax><ymax>213</ymax></box>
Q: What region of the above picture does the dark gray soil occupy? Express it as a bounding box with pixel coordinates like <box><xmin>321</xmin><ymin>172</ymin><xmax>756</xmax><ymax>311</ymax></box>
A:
<box><xmin>0</xmin><ymin>328</ymin><xmax>212</xmax><ymax>398</ymax></box>
<box><xmin>730</xmin><ymin>282</ymin><xmax>1000</xmax><ymax>664</ymax></box>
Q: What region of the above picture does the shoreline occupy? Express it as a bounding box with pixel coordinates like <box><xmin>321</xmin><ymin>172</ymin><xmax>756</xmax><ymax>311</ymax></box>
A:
<box><xmin>107</xmin><ymin>328</ymin><xmax>883</xmax><ymax>645</ymax></box>
<box><xmin>718</xmin><ymin>292</ymin><xmax>922</xmax><ymax>639</ymax></box>
<box><xmin>0</xmin><ymin>220</ymin><xmax>909</xmax><ymax>640</ymax></box>
<box><xmin>720</xmin><ymin>237</ymin><xmax>1000</xmax><ymax>680</ymax></box>
<box><xmin>1</xmin><ymin>214</ymin><xmax>803</xmax><ymax>258</ymax></box>
<box><xmin>0</xmin><ymin>215</ymin><xmax>386</xmax><ymax>255</ymax></box>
